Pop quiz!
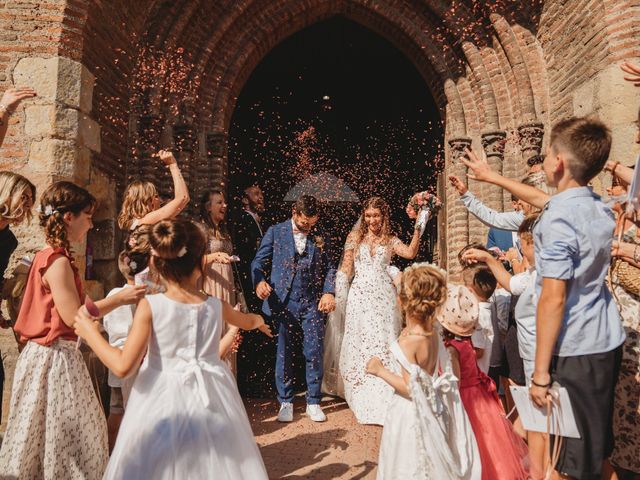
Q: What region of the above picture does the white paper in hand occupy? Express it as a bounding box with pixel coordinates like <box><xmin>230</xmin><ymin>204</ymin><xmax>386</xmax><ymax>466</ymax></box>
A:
<box><xmin>510</xmin><ymin>384</ymin><xmax>580</xmax><ymax>438</ymax></box>
<box><xmin>626</xmin><ymin>155</ymin><xmax>640</xmax><ymax>215</ymax></box>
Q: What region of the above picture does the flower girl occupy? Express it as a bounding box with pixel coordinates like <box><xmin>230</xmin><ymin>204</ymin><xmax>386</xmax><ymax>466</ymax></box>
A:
<box><xmin>74</xmin><ymin>219</ymin><xmax>271</xmax><ymax>479</ymax></box>
<box><xmin>440</xmin><ymin>284</ymin><xmax>529</xmax><ymax>480</ymax></box>
<box><xmin>366</xmin><ymin>263</ymin><xmax>481</xmax><ymax>479</ymax></box>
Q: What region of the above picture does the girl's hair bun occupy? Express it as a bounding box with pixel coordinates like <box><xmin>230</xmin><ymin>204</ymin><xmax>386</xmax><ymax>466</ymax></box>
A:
<box><xmin>149</xmin><ymin>219</ymin><xmax>206</xmax><ymax>283</ymax></box>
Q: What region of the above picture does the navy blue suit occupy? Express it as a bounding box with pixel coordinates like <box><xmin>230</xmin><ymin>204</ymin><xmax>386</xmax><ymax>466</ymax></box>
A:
<box><xmin>251</xmin><ymin>220</ymin><xmax>336</xmax><ymax>404</ymax></box>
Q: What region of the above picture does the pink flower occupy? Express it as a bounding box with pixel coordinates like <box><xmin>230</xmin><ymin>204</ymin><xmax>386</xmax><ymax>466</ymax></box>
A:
<box><xmin>406</xmin><ymin>204</ymin><xmax>417</xmax><ymax>219</ymax></box>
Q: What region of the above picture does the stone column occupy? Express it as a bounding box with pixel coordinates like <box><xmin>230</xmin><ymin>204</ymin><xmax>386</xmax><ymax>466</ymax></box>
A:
<box><xmin>477</xmin><ymin>130</ymin><xmax>506</xmax><ymax>244</ymax></box>
<box><xmin>13</xmin><ymin>56</ymin><xmax>103</xmax><ymax>283</ymax></box>
<box><xmin>446</xmin><ymin>137</ymin><xmax>472</xmax><ymax>276</ymax></box>
<box><xmin>517</xmin><ymin>122</ymin><xmax>544</xmax><ymax>164</ymax></box>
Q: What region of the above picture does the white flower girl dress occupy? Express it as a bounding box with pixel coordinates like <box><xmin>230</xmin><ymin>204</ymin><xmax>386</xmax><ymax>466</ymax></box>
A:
<box><xmin>104</xmin><ymin>293</ymin><xmax>268</xmax><ymax>479</ymax></box>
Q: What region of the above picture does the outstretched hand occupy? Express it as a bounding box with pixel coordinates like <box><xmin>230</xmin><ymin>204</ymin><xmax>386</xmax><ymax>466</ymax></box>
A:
<box><xmin>115</xmin><ymin>284</ymin><xmax>147</xmax><ymax>306</ymax></box>
<box><xmin>1</xmin><ymin>87</ymin><xmax>36</xmax><ymax>111</ymax></box>
<box><xmin>448</xmin><ymin>175</ymin><xmax>468</xmax><ymax>195</ymax></box>
<box><xmin>254</xmin><ymin>315</ymin><xmax>273</xmax><ymax>338</ymax></box>
<box><xmin>461</xmin><ymin>148</ymin><xmax>496</xmax><ymax>183</ymax></box>
<box><xmin>621</xmin><ymin>61</ymin><xmax>640</xmax><ymax>87</ymax></box>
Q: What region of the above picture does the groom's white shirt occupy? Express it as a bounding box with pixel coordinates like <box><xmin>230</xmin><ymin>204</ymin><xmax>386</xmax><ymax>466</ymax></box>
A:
<box><xmin>291</xmin><ymin>218</ymin><xmax>307</xmax><ymax>255</ymax></box>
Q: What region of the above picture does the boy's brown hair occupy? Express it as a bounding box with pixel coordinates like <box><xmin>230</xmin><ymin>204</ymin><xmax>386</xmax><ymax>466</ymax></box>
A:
<box><xmin>462</xmin><ymin>266</ymin><xmax>497</xmax><ymax>301</ymax></box>
<box><xmin>550</xmin><ymin>117</ymin><xmax>611</xmax><ymax>182</ymax></box>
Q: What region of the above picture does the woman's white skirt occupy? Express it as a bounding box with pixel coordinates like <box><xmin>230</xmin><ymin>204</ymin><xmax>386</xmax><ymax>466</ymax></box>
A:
<box><xmin>0</xmin><ymin>339</ymin><xmax>108</xmax><ymax>479</ymax></box>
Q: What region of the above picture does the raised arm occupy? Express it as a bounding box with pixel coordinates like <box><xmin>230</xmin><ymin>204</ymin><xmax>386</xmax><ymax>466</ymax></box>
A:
<box><xmin>138</xmin><ymin>150</ymin><xmax>190</xmax><ymax>225</ymax></box>
<box><xmin>450</xmin><ymin>175</ymin><xmax>524</xmax><ymax>231</ymax></box>
<box><xmin>462</xmin><ymin>248</ymin><xmax>513</xmax><ymax>292</ymax></box>
<box><xmin>461</xmin><ymin>148</ymin><xmax>550</xmax><ymax>209</ymax></box>
<box><xmin>393</xmin><ymin>229</ymin><xmax>420</xmax><ymax>260</ymax></box>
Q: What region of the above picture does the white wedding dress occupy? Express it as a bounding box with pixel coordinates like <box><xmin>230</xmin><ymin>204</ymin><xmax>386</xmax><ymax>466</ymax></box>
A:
<box><xmin>104</xmin><ymin>294</ymin><xmax>268</xmax><ymax>480</ymax></box>
<box><xmin>339</xmin><ymin>240</ymin><xmax>403</xmax><ymax>425</ymax></box>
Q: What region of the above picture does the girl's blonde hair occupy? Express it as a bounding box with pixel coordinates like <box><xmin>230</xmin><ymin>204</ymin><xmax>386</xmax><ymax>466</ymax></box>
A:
<box><xmin>0</xmin><ymin>171</ymin><xmax>36</xmax><ymax>224</ymax></box>
<box><xmin>118</xmin><ymin>180</ymin><xmax>158</xmax><ymax>230</ymax></box>
<box><xmin>399</xmin><ymin>263</ymin><xmax>448</xmax><ymax>334</ymax></box>
<box><xmin>39</xmin><ymin>181</ymin><xmax>96</xmax><ymax>251</ymax></box>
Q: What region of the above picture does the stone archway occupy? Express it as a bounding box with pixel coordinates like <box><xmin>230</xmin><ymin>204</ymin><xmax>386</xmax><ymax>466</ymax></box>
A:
<box><xmin>2</xmin><ymin>0</ymin><xmax>639</xmax><ymax>287</ymax></box>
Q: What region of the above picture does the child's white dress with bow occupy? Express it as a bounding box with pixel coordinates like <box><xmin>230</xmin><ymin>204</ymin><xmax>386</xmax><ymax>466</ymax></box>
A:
<box><xmin>377</xmin><ymin>339</ymin><xmax>482</xmax><ymax>479</ymax></box>
<box><xmin>104</xmin><ymin>294</ymin><xmax>268</xmax><ymax>479</ymax></box>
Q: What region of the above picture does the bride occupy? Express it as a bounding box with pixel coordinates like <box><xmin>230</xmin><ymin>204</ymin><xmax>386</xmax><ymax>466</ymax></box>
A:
<box><xmin>335</xmin><ymin>196</ymin><xmax>426</xmax><ymax>425</ymax></box>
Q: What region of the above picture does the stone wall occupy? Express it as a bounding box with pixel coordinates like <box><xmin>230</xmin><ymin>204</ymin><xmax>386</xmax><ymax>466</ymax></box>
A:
<box><xmin>1</xmin><ymin>0</ymin><xmax>639</xmax><ymax>289</ymax></box>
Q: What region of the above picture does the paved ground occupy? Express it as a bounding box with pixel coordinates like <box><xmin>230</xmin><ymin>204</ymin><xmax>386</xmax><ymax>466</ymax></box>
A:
<box><xmin>247</xmin><ymin>396</ymin><xmax>381</xmax><ymax>479</ymax></box>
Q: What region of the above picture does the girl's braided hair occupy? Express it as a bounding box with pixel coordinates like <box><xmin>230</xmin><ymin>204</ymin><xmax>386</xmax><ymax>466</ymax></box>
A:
<box><xmin>38</xmin><ymin>181</ymin><xmax>96</xmax><ymax>251</ymax></box>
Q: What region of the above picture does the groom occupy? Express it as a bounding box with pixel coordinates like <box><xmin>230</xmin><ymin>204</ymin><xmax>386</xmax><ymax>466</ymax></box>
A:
<box><xmin>251</xmin><ymin>195</ymin><xmax>336</xmax><ymax>422</ymax></box>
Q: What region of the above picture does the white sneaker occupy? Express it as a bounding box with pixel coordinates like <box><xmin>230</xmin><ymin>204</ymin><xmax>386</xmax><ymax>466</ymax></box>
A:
<box><xmin>305</xmin><ymin>404</ymin><xmax>327</xmax><ymax>422</ymax></box>
<box><xmin>277</xmin><ymin>402</ymin><xmax>293</xmax><ymax>422</ymax></box>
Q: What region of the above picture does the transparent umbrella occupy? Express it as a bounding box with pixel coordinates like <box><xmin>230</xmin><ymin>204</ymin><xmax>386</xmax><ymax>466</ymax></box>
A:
<box><xmin>284</xmin><ymin>171</ymin><xmax>360</xmax><ymax>204</ymax></box>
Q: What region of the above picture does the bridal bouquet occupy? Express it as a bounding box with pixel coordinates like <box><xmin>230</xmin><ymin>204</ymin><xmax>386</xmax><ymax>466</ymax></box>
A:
<box><xmin>406</xmin><ymin>191</ymin><xmax>442</xmax><ymax>219</ymax></box>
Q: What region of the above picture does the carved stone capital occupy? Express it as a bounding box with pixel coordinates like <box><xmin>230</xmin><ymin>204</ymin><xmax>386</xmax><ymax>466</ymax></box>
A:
<box><xmin>481</xmin><ymin>130</ymin><xmax>507</xmax><ymax>160</ymax></box>
<box><xmin>448</xmin><ymin>137</ymin><xmax>472</xmax><ymax>164</ymax></box>
<box><xmin>517</xmin><ymin>122</ymin><xmax>544</xmax><ymax>160</ymax></box>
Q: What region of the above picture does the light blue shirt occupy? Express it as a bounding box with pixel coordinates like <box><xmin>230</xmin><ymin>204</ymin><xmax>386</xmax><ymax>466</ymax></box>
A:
<box><xmin>533</xmin><ymin>186</ymin><xmax>624</xmax><ymax>357</ymax></box>
<box><xmin>460</xmin><ymin>191</ymin><xmax>524</xmax><ymax>231</ymax></box>
<box><xmin>511</xmin><ymin>269</ymin><xmax>537</xmax><ymax>361</ymax></box>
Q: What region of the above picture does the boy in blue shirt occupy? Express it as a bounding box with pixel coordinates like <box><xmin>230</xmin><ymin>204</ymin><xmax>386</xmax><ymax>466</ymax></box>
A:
<box><xmin>462</xmin><ymin>117</ymin><xmax>625</xmax><ymax>479</ymax></box>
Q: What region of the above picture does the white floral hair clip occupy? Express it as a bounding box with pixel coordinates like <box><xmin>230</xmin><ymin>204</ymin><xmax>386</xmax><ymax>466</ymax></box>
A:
<box><xmin>36</xmin><ymin>204</ymin><xmax>58</xmax><ymax>217</ymax></box>
<box><xmin>129</xmin><ymin>260</ymin><xmax>137</xmax><ymax>271</ymax></box>
<box><xmin>177</xmin><ymin>246</ymin><xmax>187</xmax><ymax>257</ymax></box>
<box><xmin>405</xmin><ymin>261</ymin><xmax>448</xmax><ymax>278</ymax></box>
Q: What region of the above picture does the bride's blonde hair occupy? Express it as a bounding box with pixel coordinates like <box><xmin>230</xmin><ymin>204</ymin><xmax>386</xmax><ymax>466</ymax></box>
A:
<box><xmin>354</xmin><ymin>197</ymin><xmax>392</xmax><ymax>246</ymax></box>
<box><xmin>399</xmin><ymin>263</ymin><xmax>448</xmax><ymax>334</ymax></box>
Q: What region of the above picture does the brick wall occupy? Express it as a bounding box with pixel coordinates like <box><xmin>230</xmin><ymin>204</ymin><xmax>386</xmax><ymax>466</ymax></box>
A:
<box><xmin>1</xmin><ymin>0</ymin><xmax>639</xmax><ymax>280</ymax></box>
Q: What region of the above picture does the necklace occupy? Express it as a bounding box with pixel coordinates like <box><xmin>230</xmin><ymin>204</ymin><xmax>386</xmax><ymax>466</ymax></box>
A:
<box><xmin>401</xmin><ymin>328</ymin><xmax>431</xmax><ymax>338</ymax></box>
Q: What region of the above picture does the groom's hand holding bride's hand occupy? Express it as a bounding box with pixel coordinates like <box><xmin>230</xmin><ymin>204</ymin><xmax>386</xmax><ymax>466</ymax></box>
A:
<box><xmin>318</xmin><ymin>293</ymin><xmax>336</xmax><ymax>313</ymax></box>
<box><xmin>256</xmin><ymin>280</ymin><xmax>273</xmax><ymax>300</ymax></box>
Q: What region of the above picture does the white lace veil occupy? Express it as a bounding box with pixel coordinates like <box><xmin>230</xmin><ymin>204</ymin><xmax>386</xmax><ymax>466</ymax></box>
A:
<box><xmin>321</xmin><ymin>215</ymin><xmax>361</xmax><ymax>397</ymax></box>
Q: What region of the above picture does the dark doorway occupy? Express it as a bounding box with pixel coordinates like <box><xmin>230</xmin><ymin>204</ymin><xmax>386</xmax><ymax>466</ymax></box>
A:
<box><xmin>229</xmin><ymin>15</ymin><xmax>443</xmax><ymax>256</ymax></box>
<box><xmin>228</xmin><ymin>15</ymin><xmax>443</xmax><ymax>397</ymax></box>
